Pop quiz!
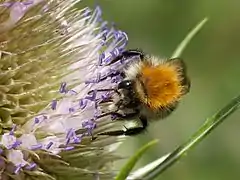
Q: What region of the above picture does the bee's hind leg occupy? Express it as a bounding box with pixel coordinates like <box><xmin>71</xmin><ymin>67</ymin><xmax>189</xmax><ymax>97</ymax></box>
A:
<box><xmin>98</xmin><ymin>115</ymin><xmax>148</xmax><ymax>136</ymax></box>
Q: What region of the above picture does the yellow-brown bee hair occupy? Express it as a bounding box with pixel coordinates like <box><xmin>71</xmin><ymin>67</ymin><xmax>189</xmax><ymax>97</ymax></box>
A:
<box><xmin>135</xmin><ymin>57</ymin><xmax>190</xmax><ymax>111</ymax></box>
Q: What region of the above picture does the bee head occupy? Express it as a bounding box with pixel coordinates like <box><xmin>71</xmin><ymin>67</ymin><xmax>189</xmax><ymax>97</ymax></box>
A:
<box><xmin>117</xmin><ymin>80</ymin><xmax>134</xmax><ymax>90</ymax></box>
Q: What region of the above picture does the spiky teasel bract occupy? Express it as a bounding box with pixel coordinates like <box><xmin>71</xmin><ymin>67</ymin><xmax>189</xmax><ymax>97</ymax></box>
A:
<box><xmin>0</xmin><ymin>0</ymin><xmax>130</xmax><ymax>179</ymax></box>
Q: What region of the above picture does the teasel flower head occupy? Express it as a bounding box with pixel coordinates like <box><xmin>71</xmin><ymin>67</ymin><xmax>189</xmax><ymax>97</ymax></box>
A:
<box><xmin>0</xmin><ymin>0</ymin><xmax>129</xmax><ymax>179</ymax></box>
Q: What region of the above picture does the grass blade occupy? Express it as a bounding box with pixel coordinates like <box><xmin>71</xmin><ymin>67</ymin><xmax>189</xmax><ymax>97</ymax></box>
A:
<box><xmin>115</xmin><ymin>139</ymin><xmax>158</xmax><ymax>180</ymax></box>
<box><xmin>129</xmin><ymin>94</ymin><xmax>240</xmax><ymax>180</ymax></box>
<box><xmin>171</xmin><ymin>17</ymin><xmax>208</xmax><ymax>58</ymax></box>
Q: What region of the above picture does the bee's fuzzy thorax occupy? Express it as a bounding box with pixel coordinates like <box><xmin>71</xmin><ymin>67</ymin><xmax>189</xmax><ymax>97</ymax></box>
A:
<box><xmin>130</xmin><ymin>57</ymin><xmax>189</xmax><ymax>110</ymax></box>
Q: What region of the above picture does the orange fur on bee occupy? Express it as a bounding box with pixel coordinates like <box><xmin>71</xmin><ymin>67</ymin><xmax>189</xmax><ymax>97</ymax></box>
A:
<box><xmin>138</xmin><ymin>62</ymin><xmax>184</xmax><ymax>110</ymax></box>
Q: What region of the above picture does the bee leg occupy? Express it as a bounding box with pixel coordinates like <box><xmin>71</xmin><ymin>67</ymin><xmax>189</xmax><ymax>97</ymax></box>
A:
<box><xmin>121</xmin><ymin>49</ymin><xmax>145</xmax><ymax>60</ymax></box>
<box><xmin>88</xmin><ymin>88</ymin><xmax>114</xmax><ymax>94</ymax></box>
<box><xmin>88</xmin><ymin>88</ymin><xmax>121</xmax><ymax>97</ymax></box>
<box><xmin>98</xmin><ymin>116</ymin><xmax>148</xmax><ymax>136</ymax></box>
<box><xmin>96</xmin><ymin>111</ymin><xmax>138</xmax><ymax>120</ymax></box>
<box><xmin>106</xmin><ymin>49</ymin><xmax>145</xmax><ymax>65</ymax></box>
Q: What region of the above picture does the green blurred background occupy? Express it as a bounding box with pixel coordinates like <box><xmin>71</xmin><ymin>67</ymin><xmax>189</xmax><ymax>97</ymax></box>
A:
<box><xmin>80</xmin><ymin>1</ymin><xmax>240</xmax><ymax>179</ymax></box>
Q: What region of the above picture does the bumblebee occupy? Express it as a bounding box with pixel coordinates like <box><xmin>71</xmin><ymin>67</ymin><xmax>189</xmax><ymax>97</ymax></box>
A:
<box><xmin>95</xmin><ymin>49</ymin><xmax>190</xmax><ymax>136</ymax></box>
